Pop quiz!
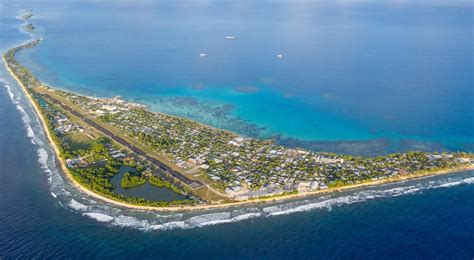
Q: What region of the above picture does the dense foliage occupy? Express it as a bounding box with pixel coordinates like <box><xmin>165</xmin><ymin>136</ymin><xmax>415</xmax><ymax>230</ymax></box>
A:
<box><xmin>121</xmin><ymin>172</ymin><xmax>146</xmax><ymax>188</ymax></box>
<box><xmin>149</xmin><ymin>175</ymin><xmax>183</xmax><ymax>194</ymax></box>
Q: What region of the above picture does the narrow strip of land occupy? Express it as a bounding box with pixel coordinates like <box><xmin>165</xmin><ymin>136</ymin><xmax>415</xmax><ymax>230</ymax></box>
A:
<box><xmin>41</xmin><ymin>93</ymin><xmax>204</xmax><ymax>189</ymax></box>
<box><xmin>3</xmin><ymin>38</ymin><xmax>473</xmax><ymax>212</ymax></box>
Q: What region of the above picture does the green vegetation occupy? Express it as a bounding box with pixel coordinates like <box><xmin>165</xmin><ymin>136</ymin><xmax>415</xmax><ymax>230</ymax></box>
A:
<box><xmin>121</xmin><ymin>172</ymin><xmax>146</xmax><ymax>188</ymax></box>
<box><xmin>71</xmin><ymin>162</ymin><xmax>117</xmax><ymax>193</ymax></box>
<box><xmin>24</xmin><ymin>23</ymin><xmax>35</xmax><ymax>32</ymax></box>
<box><xmin>328</xmin><ymin>180</ymin><xmax>348</xmax><ymax>188</ymax></box>
<box><xmin>4</xmin><ymin>38</ymin><xmax>473</xmax><ymax>206</ymax></box>
<box><xmin>64</xmin><ymin>133</ymin><xmax>93</xmax><ymax>152</ymax></box>
<box><xmin>55</xmin><ymin>74</ymin><xmax>474</xmax><ymax>198</ymax></box>
<box><xmin>4</xmin><ymin>41</ymin><xmax>196</xmax><ymax>206</ymax></box>
<box><xmin>149</xmin><ymin>175</ymin><xmax>183</xmax><ymax>194</ymax></box>
<box><xmin>246</xmin><ymin>190</ymin><xmax>298</xmax><ymax>201</ymax></box>
<box><xmin>71</xmin><ymin>165</ymin><xmax>193</xmax><ymax>207</ymax></box>
<box><xmin>3</xmin><ymin>40</ymin><xmax>42</xmax><ymax>89</ymax></box>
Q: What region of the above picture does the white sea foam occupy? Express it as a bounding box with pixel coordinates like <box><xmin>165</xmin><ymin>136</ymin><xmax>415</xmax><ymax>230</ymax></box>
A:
<box><xmin>141</xmin><ymin>212</ymin><xmax>262</xmax><ymax>231</ymax></box>
<box><xmin>14</xmin><ymin>103</ymin><xmax>36</xmax><ymax>139</ymax></box>
<box><xmin>148</xmin><ymin>221</ymin><xmax>188</xmax><ymax>231</ymax></box>
<box><xmin>266</xmin><ymin>198</ymin><xmax>347</xmax><ymax>217</ymax></box>
<box><xmin>437</xmin><ymin>177</ymin><xmax>474</xmax><ymax>188</ymax></box>
<box><xmin>1</xmin><ymin>17</ymin><xmax>281</xmax><ymax>232</ymax></box>
<box><xmin>3</xmin><ymin>82</ymin><xmax>17</xmax><ymax>102</ymax></box>
<box><xmin>16</xmin><ymin>12</ymin><xmax>36</xmax><ymax>37</ymax></box>
<box><xmin>195</xmin><ymin>218</ymin><xmax>237</xmax><ymax>227</ymax></box>
<box><xmin>187</xmin><ymin>212</ymin><xmax>232</xmax><ymax>225</ymax></box>
<box><xmin>68</xmin><ymin>199</ymin><xmax>88</xmax><ymax>211</ymax></box>
<box><xmin>262</xmin><ymin>205</ymin><xmax>284</xmax><ymax>214</ymax></box>
<box><xmin>113</xmin><ymin>215</ymin><xmax>150</xmax><ymax>228</ymax></box>
<box><xmin>5</xmin><ymin>79</ymin><xmax>56</xmax><ymax>184</ymax></box>
<box><xmin>190</xmin><ymin>212</ymin><xmax>261</xmax><ymax>227</ymax></box>
<box><xmin>230</xmin><ymin>212</ymin><xmax>262</xmax><ymax>221</ymax></box>
<box><xmin>83</xmin><ymin>213</ymin><xmax>114</xmax><ymax>222</ymax></box>
<box><xmin>154</xmin><ymin>213</ymin><xmax>184</xmax><ymax>219</ymax></box>
<box><xmin>36</xmin><ymin>147</ymin><xmax>51</xmax><ymax>174</ymax></box>
<box><xmin>57</xmin><ymin>188</ymin><xmax>72</xmax><ymax>197</ymax></box>
<box><xmin>3</xmin><ymin>71</ymin><xmax>473</xmax><ymax>231</ymax></box>
<box><xmin>379</xmin><ymin>185</ymin><xmax>423</xmax><ymax>197</ymax></box>
<box><xmin>262</xmin><ymin>176</ymin><xmax>474</xmax><ymax>217</ymax></box>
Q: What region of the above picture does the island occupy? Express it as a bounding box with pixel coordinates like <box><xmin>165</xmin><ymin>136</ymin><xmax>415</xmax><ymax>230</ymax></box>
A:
<box><xmin>24</xmin><ymin>23</ymin><xmax>35</xmax><ymax>33</ymax></box>
<box><xmin>19</xmin><ymin>11</ymin><xmax>34</xmax><ymax>20</ymax></box>
<box><xmin>3</xmin><ymin>38</ymin><xmax>473</xmax><ymax>211</ymax></box>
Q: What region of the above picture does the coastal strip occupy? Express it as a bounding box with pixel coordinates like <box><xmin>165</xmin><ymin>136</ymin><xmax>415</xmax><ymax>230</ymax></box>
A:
<box><xmin>3</xmin><ymin>40</ymin><xmax>473</xmax><ymax>212</ymax></box>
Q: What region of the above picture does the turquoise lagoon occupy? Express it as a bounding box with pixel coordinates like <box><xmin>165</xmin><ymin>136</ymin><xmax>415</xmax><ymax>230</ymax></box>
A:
<box><xmin>8</xmin><ymin>0</ymin><xmax>474</xmax><ymax>155</ymax></box>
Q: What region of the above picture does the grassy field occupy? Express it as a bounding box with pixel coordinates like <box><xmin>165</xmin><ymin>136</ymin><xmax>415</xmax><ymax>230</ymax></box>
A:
<box><xmin>36</xmin><ymin>87</ymin><xmax>228</xmax><ymax>202</ymax></box>
<box><xmin>64</xmin><ymin>132</ymin><xmax>93</xmax><ymax>151</ymax></box>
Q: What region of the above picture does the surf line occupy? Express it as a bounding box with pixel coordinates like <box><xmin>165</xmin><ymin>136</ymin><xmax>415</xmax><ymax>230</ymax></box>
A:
<box><xmin>3</xmin><ymin>38</ymin><xmax>474</xmax><ymax>213</ymax></box>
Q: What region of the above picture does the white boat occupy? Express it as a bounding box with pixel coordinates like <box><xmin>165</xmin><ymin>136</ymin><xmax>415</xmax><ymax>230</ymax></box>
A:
<box><xmin>200</xmin><ymin>53</ymin><xmax>208</xmax><ymax>57</ymax></box>
<box><xmin>277</xmin><ymin>54</ymin><xmax>283</xmax><ymax>58</ymax></box>
<box><xmin>225</xmin><ymin>35</ymin><xmax>236</xmax><ymax>39</ymax></box>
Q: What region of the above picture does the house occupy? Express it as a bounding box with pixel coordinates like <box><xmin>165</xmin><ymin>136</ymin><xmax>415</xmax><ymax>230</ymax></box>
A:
<box><xmin>296</xmin><ymin>181</ymin><xmax>311</xmax><ymax>192</ymax></box>
<box><xmin>309</xmin><ymin>181</ymin><xmax>320</xmax><ymax>190</ymax></box>
<box><xmin>319</xmin><ymin>183</ymin><xmax>328</xmax><ymax>190</ymax></box>
<box><xmin>65</xmin><ymin>158</ymin><xmax>82</xmax><ymax>168</ymax></box>
<box><xmin>399</xmin><ymin>169</ymin><xmax>409</xmax><ymax>175</ymax></box>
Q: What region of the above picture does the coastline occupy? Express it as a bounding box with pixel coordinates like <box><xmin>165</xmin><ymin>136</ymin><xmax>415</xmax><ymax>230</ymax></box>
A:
<box><xmin>2</xmin><ymin>42</ymin><xmax>473</xmax><ymax>212</ymax></box>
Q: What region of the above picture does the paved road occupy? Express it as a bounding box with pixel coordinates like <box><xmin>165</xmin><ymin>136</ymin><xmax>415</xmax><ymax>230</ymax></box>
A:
<box><xmin>42</xmin><ymin>93</ymin><xmax>204</xmax><ymax>189</ymax></box>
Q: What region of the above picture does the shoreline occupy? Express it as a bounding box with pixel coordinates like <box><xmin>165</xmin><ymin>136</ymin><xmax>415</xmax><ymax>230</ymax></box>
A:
<box><xmin>3</xmin><ymin>43</ymin><xmax>473</xmax><ymax>212</ymax></box>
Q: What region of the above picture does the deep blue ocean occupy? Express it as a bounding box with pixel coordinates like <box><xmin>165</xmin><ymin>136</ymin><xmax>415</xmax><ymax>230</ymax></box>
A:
<box><xmin>1</xmin><ymin>0</ymin><xmax>473</xmax><ymax>258</ymax></box>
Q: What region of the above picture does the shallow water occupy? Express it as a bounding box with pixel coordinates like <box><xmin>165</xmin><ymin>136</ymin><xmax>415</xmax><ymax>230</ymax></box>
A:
<box><xmin>110</xmin><ymin>166</ymin><xmax>187</xmax><ymax>202</ymax></box>
<box><xmin>1</xmin><ymin>1</ymin><xmax>473</xmax><ymax>258</ymax></box>
<box><xmin>4</xmin><ymin>0</ymin><xmax>473</xmax><ymax>155</ymax></box>
<box><xmin>1</xmin><ymin>62</ymin><xmax>473</xmax><ymax>256</ymax></box>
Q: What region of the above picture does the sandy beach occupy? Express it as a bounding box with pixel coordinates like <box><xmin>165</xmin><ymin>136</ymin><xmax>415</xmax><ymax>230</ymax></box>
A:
<box><xmin>4</xmin><ymin>52</ymin><xmax>474</xmax><ymax>213</ymax></box>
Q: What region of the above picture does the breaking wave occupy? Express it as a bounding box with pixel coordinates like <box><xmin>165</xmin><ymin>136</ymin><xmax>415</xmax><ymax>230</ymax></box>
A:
<box><xmin>68</xmin><ymin>199</ymin><xmax>88</xmax><ymax>211</ymax></box>
<box><xmin>1</xmin><ymin>13</ymin><xmax>472</xmax><ymax>232</ymax></box>
<box><xmin>83</xmin><ymin>213</ymin><xmax>114</xmax><ymax>223</ymax></box>
<box><xmin>17</xmin><ymin>10</ymin><xmax>37</xmax><ymax>38</ymax></box>
<box><xmin>1</xmin><ymin>76</ymin><xmax>473</xmax><ymax>232</ymax></box>
<box><xmin>145</xmin><ymin>212</ymin><xmax>263</xmax><ymax>231</ymax></box>
<box><xmin>72</xmin><ymin>174</ymin><xmax>474</xmax><ymax>231</ymax></box>
<box><xmin>264</xmin><ymin>177</ymin><xmax>474</xmax><ymax>217</ymax></box>
<box><xmin>0</xmin><ymin>80</ymin><xmax>35</xmax><ymax>139</ymax></box>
